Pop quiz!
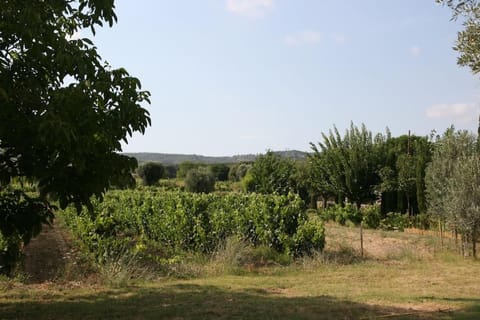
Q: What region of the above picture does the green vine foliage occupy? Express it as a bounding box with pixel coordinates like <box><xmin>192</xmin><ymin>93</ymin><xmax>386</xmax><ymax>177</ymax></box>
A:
<box><xmin>62</xmin><ymin>190</ymin><xmax>325</xmax><ymax>263</ymax></box>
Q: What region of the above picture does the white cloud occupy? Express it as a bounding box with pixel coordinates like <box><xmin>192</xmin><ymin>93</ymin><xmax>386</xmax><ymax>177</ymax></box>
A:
<box><xmin>409</xmin><ymin>45</ymin><xmax>421</xmax><ymax>57</ymax></box>
<box><xmin>426</xmin><ymin>103</ymin><xmax>479</xmax><ymax>123</ymax></box>
<box><xmin>226</xmin><ymin>0</ymin><xmax>274</xmax><ymax>18</ymax></box>
<box><xmin>284</xmin><ymin>30</ymin><xmax>322</xmax><ymax>46</ymax></box>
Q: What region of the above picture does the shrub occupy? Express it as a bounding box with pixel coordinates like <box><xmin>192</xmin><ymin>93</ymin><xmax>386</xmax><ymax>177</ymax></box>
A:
<box><xmin>360</xmin><ymin>204</ymin><xmax>381</xmax><ymax>229</ymax></box>
<box><xmin>380</xmin><ymin>212</ymin><xmax>409</xmax><ymax>231</ymax></box>
<box><xmin>184</xmin><ymin>167</ymin><xmax>215</xmax><ymax>193</ymax></box>
<box><xmin>293</xmin><ymin>215</ymin><xmax>326</xmax><ymax>256</ymax></box>
<box><xmin>137</xmin><ymin>162</ymin><xmax>165</xmax><ymax>186</ymax></box>
<box><xmin>321</xmin><ymin>203</ymin><xmax>362</xmax><ymax>226</ymax></box>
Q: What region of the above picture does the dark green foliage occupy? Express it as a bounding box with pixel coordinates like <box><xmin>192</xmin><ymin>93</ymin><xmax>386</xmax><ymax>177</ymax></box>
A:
<box><xmin>61</xmin><ymin>190</ymin><xmax>323</xmax><ymax>261</ymax></box>
<box><xmin>184</xmin><ymin>167</ymin><xmax>215</xmax><ymax>193</ymax></box>
<box><xmin>0</xmin><ymin>0</ymin><xmax>150</xmax><ymax>273</ymax></box>
<box><xmin>0</xmin><ymin>189</ymin><xmax>54</xmax><ymax>275</ymax></box>
<box><xmin>164</xmin><ymin>165</ymin><xmax>178</xmax><ymax>179</ymax></box>
<box><xmin>137</xmin><ymin>163</ymin><xmax>165</xmax><ymax>186</ymax></box>
<box><xmin>310</xmin><ymin>123</ymin><xmax>387</xmax><ymax>208</ymax></box>
<box><xmin>209</xmin><ymin>164</ymin><xmax>230</xmax><ymax>181</ymax></box>
<box><xmin>291</xmin><ymin>161</ymin><xmax>318</xmax><ymax>208</ymax></box>
<box><xmin>246</xmin><ymin>151</ymin><xmax>296</xmax><ymax>195</ymax></box>
<box><xmin>377</xmin><ymin>135</ymin><xmax>431</xmax><ymax>215</ymax></box>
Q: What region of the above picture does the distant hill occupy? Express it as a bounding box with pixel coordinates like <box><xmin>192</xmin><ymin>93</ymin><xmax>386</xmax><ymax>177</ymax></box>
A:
<box><xmin>124</xmin><ymin>150</ymin><xmax>308</xmax><ymax>165</ymax></box>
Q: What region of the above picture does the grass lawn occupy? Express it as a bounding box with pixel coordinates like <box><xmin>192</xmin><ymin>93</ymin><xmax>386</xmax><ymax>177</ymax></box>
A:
<box><xmin>0</xmin><ymin>224</ymin><xmax>479</xmax><ymax>319</ymax></box>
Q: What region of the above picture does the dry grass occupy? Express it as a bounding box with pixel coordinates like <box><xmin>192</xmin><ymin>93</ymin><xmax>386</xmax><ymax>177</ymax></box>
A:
<box><xmin>1</xmin><ymin>223</ymin><xmax>479</xmax><ymax>319</ymax></box>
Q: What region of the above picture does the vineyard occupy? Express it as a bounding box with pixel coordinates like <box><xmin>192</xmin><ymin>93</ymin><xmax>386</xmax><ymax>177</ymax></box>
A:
<box><xmin>61</xmin><ymin>190</ymin><xmax>325</xmax><ymax>268</ymax></box>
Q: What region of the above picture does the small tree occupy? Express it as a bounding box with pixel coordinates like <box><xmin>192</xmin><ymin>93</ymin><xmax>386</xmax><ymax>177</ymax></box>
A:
<box><xmin>137</xmin><ymin>163</ymin><xmax>165</xmax><ymax>186</ymax></box>
<box><xmin>246</xmin><ymin>151</ymin><xmax>295</xmax><ymax>195</ymax></box>
<box><xmin>425</xmin><ymin>128</ymin><xmax>477</xmax><ymax>255</ymax></box>
<box><xmin>184</xmin><ymin>167</ymin><xmax>215</xmax><ymax>193</ymax></box>
<box><xmin>447</xmin><ymin>155</ymin><xmax>480</xmax><ymax>258</ymax></box>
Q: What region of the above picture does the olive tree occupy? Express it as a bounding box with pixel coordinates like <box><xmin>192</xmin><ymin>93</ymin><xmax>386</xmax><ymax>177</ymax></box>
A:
<box><xmin>184</xmin><ymin>167</ymin><xmax>215</xmax><ymax>193</ymax></box>
<box><xmin>425</xmin><ymin>128</ymin><xmax>478</xmax><ymax>256</ymax></box>
<box><xmin>446</xmin><ymin>155</ymin><xmax>480</xmax><ymax>257</ymax></box>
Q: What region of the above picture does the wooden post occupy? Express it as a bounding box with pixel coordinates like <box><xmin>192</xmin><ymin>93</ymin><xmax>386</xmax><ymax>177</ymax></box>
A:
<box><xmin>360</xmin><ymin>221</ymin><xmax>364</xmax><ymax>258</ymax></box>
<box><xmin>439</xmin><ymin>219</ymin><xmax>444</xmax><ymax>249</ymax></box>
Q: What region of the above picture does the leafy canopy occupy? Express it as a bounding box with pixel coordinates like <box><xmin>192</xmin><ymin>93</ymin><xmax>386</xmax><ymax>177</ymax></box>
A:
<box><xmin>137</xmin><ymin>163</ymin><xmax>165</xmax><ymax>186</ymax></box>
<box><xmin>439</xmin><ymin>0</ymin><xmax>480</xmax><ymax>74</ymax></box>
<box><xmin>0</xmin><ymin>0</ymin><xmax>151</xmax><ymax>254</ymax></box>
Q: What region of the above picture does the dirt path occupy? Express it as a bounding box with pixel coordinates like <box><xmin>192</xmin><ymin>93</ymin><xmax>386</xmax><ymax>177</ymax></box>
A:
<box><xmin>23</xmin><ymin>223</ymin><xmax>73</xmax><ymax>283</ymax></box>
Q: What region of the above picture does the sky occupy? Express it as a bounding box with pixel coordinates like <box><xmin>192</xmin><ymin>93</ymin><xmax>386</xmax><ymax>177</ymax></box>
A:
<box><xmin>89</xmin><ymin>0</ymin><xmax>480</xmax><ymax>156</ymax></box>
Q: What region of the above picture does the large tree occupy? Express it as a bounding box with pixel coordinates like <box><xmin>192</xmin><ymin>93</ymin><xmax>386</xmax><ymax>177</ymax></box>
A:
<box><xmin>0</xmin><ymin>0</ymin><xmax>151</xmax><ymax>272</ymax></box>
<box><xmin>310</xmin><ymin>123</ymin><xmax>388</xmax><ymax>208</ymax></box>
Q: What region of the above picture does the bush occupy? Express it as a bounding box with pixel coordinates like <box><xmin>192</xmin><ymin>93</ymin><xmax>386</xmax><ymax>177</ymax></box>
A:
<box><xmin>321</xmin><ymin>203</ymin><xmax>362</xmax><ymax>226</ymax></box>
<box><xmin>293</xmin><ymin>215</ymin><xmax>325</xmax><ymax>256</ymax></box>
<box><xmin>184</xmin><ymin>167</ymin><xmax>215</xmax><ymax>193</ymax></box>
<box><xmin>380</xmin><ymin>212</ymin><xmax>409</xmax><ymax>231</ymax></box>
<box><xmin>137</xmin><ymin>162</ymin><xmax>165</xmax><ymax>186</ymax></box>
<box><xmin>360</xmin><ymin>204</ymin><xmax>381</xmax><ymax>229</ymax></box>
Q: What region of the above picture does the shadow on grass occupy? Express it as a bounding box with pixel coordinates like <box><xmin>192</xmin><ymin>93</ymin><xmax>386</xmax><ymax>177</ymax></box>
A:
<box><xmin>0</xmin><ymin>283</ymin><xmax>478</xmax><ymax>320</ymax></box>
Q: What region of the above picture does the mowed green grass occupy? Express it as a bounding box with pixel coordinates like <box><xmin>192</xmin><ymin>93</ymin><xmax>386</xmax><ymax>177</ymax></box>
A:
<box><xmin>0</xmin><ymin>224</ymin><xmax>479</xmax><ymax>320</ymax></box>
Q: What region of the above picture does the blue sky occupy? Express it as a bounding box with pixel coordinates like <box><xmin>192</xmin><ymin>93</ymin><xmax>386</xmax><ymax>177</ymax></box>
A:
<box><xmin>90</xmin><ymin>0</ymin><xmax>479</xmax><ymax>156</ymax></box>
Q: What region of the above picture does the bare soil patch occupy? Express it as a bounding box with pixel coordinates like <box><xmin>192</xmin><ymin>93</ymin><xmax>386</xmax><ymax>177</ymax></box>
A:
<box><xmin>23</xmin><ymin>223</ymin><xmax>80</xmax><ymax>283</ymax></box>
